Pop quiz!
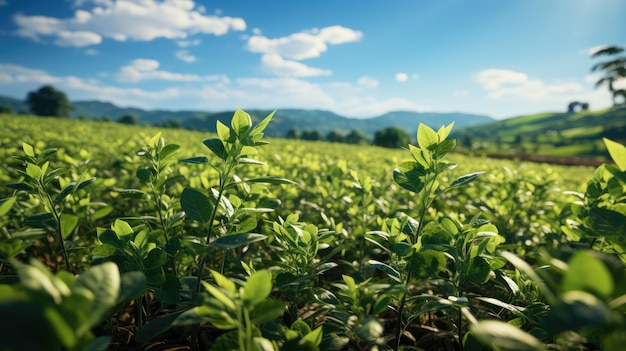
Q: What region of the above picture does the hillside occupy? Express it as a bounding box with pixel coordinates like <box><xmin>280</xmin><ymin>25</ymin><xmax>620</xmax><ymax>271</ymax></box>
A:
<box><xmin>452</xmin><ymin>107</ymin><xmax>626</xmax><ymax>159</ymax></box>
<box><xmin>0</xmin><ymin>95</ymin><xmax>494</xmax><ymax>138</ymax></box>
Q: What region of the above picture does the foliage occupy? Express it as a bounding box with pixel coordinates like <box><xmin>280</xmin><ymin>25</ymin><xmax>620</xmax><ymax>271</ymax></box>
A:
<box><xmin>26</xmin><ymin>85</ymin><xmax>72</xmax><ymax>118</ymax></box>
<box><xmin>373</xmin><ymin>126</ymin><xmax>411</xmax><ymax>149</ymax></box>
<box><xmin>0</xmin><ymin>104</ymin><xmax>14</xmax><ymax>114</ymax></box>
<box><xmin>591</xmin><ymin>45</ymin><xmax>626</xmax><ymax>107</ymax></box>
<box><xmin>2</xmin><ymin>111</ymin><xmax>625</xmax><ymax>351</ymax></box>
<box><xmin>0</xmin><ymin>260</ymin><xmax>145</xmax><ymax>351</ymax></box>
<box><xmin>453</xmin><ymin>107</ymin><xmax>626</xmax><ymax>158</ymax></box>
<box><xmin>118</xmin><ymin>113</ymin><xmax>139</xmax><ymax>125</ymax></box>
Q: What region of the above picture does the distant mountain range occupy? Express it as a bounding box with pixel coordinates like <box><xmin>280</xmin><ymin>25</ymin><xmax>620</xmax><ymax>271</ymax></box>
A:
<box><xmin>0</xmin><ymin>95</ymin><xmax>494</xmax><ymax>138</ymax></box>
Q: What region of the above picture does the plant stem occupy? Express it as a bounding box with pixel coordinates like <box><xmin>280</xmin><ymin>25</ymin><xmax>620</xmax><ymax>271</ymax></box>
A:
<box><xmin>41</xmin><ymin>185</ymin><xmax>71</xmax><ymax>273</ymax></box>
<box><xmin>153</xmin><ymin>189</ymin><xmax>178</xmax><ymax>276</ymax></box>
<box><xmin>195</xmin><ymin>174</ymin><xmax>227</xmax><ymax>294</ymax></box>
<box><xmin>393</xmin><ymin>266</ymin><xmax>413</xmax><ymax>351</ymax></box>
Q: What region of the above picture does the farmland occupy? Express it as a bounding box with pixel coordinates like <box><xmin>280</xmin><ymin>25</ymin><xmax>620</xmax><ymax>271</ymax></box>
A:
<box><xmin>1</xmin><ymin>112</ymin><xmax>624</xmax><ymax>351</ymax></box>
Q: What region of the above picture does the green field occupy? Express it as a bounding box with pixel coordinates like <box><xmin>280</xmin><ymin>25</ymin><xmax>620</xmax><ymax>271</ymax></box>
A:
<box><xmin>1</xmin><ymin>112</ymin><xmax>624</xmax><ymax>351</ymax></box>
<box><xmin>454</xmin><ymin>107</ymin><xmax>626</xmax><ymax>159</ymax></box>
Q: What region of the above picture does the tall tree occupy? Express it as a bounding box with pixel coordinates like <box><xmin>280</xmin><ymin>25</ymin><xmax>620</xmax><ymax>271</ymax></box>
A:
<box><xmin>373</xmin><ymin>126</ymin><xmax>410</xmax><ymax>149</ymax></box>
<box><xmin>325</xmin><ymin>130</ymin><xmax>345</xmax><ymax>143</ymax></box>
<box><xmin>345</xmin><ymin>129</ymin><xmax>368</xmax><ymax>144</ymax></box>
<box><xmin>118</xmin><ymin>113</ymin><xmax>139</xmax><ymax>125</ymax></box>
<box><xmin>591</xmin><ymin>45</ymin><xmax>626</xmax><ymax>106</ymax></box>
<box><xmin>26</xmin><ymin>85</ymin><xmax>72</xmax><ymax>117</ymax></box>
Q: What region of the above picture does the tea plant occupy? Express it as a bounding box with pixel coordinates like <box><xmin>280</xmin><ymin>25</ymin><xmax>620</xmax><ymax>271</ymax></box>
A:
<box><xmin>2</xmin><ymin>111</ymin><xmax>623</xmax><ymax>351</ymax></box>
<box><xmin>0</xmin><ymin>259</ymin><xmax>145</xmax><ymax>351</ymax></box>
<box><xmin>5</xmin><ymin>143</ymin><xmax>95</xmax><ymax>272</ymax></box>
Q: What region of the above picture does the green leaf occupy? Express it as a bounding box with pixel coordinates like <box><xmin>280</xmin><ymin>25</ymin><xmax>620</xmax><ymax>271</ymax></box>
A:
<box><xmin>562</xmin><ymin>251</ymin><xmax>614</xmax><ymax>298</ymax></box>
<box><xmin>232</xmin><ymin>109</ymin><xmax>252</xmax><ymax>137</ymax></box>
<box><xmin>238</xmin><ymin>176</ymin><xmax>297</xmax><ymax>186</ymax></box>
<box><xmin>417</xmin><ymin>123</ymin><xmax>439</xmax><ymax>151</ymax></box>
<box><xmin>113</xmin><ymin>188</ymin><xmax>146</xmax><ymax>199</ymax></box>
<box><xmin>209</xmin><ymin>330</ymin><xmax>239</xmax><ymax>351</ymax></box>
<box><xmin>117</xmin><ymin>271</ymin><xmax>147</xmax><ymax>304</ymax></box>
<box><xmin>302</xmin><ymin>326</ymin><xmax>323</xmax><ymax>346</ymax></box>
<box><xmin>249</xmin><ymin>110</ymin><xmax>275</xmax><ymax>139</ymax></box>
<box><xmin>181</xmin><ymin>187</ymin><xmax>213</xmax><ymax>224</ymax></box>
<box><xmin>0</xmin><ymin>197</ymin><xmax>16</xmax><ymax>216</ymax></box>
<box><xmin>249</xmin><ymin>299</ymin><xmax>288</xmax><ymax>325</ymax></box>
<box><xmin>368</xmin><ymin>259</ymin><xmax>401</xmax><ymax>282</ymax></box>
<box><xmin>98</xmin><ymin>229</ymin><xmax>122</xmax><ymax>248</ymax></box>
<box><xmin>253</xmin><ymin>337</ymin><xmax>275</xmax><ymax>351</ymax></box>
<box><xmin>435</xmin><ymin>139</ymin><xmax>456</xmax><ymax>158</ymax></box>
<box><xmin>210</xmin><ymin>233</ymin><xmax>267</xmax><ymax>250</ymax></box>
<box><xmin>203</xmin><ymin>138</ymin><xmax>226</xmax><ymax>160</ymax></box>
<box><xmin>76</xmin><ymin>177</ymin><xmax>96</xmax><ymax>191</ymax></box>
<box><xmin>211</xmin><ymin>269</ymin><xmax>236</xmax><ymax>294</ymax></box>
<box><xmin>113</xmin><ymin>219</ymin><xmax>133</xmax><ymax>237</ymax></box>
<box><xmin>13</xmin><ymin>259</ymin><xmax>69</xmax><ymax>304</ymax></box>
<box><xmin>144</xmin><ymin>248</ymin><xmax>167</xmax><ymax>269</ymax></box>
<box><xmin>5</xmin><ymin>183</ymin><xmax>34</xmax><ymax>191</ymax></box>
<box><xmin>201</xmin><ymin>281</ymin><xmax>237</xmax><ymax>311</ymax></box>
<box><xmin>470</xmin><ymin>320</ymin><xmax>546</xmax><ymax>351</ymax></box>
<box><xmin>53</xmin><ymin>182</ymin><xmax>76</xmax><ymax>205</ymax></box>
<box><xmin>237</xmin><ymin>157</ymin><xmax>266</xmax><ymax>166</ymax></box>
<box><xmin>179</xmin><ymin>156</ymin><xmax>209</xmax><ymax>164</ymax></box>
<box><xmin>60</xmin><ymin>214</ymin><xmax>79</xmax><ymax>239</ymax></box>
<box><xmin>135</xmin><ymin>311</ymin><xmax>185</xmax><ymax>344</ymax></box>
<box><xmin>355</xmin><ymin>317</ymin><xmax>383</xmax><ymax>344</ymax></box>
<box><xmin>604</xmin><ymin>138</ymin><xmax>626</xmax><ymax>171</ymax></box>
<box><xmin>243</xmin><ymin>270</ymin><xmax>272</xmax><ymax>307</ymax></box>
<box><xmin>451</xmin><ymin>171</ymin><xmax>485</xmax><ymax>188</ymax></box>
<box><xmin>393</xmin><ymin>164</ymin><xmax>425</xmax><ymax>194</ymax></box>
<box><xmin>544</xmin><ymin>291</ymin><xmax>617</xmax><ymax>335</ymax></box>
<box><xmin>73</xmin><ymin>262</ymin><xmax>120</xmax><ymax>316</ymax></box>
<box><xmin>23</xmin><ymin>142</ymin><xmax>35</xmax><ymax>157</ymax></box>
<box><xmin>26</xmin><ymin>163</ymin><xmax>42</xmax><ymax>180</ymax></box>
<box><xmin>159</xmin><ymin>143</ymin><xmax>180</xmax><ymax>160</ymax></box>
<box><xmin>437</xmin><ymin>122</ymin><xmax>454</xmax><ymax>141</ymax></box>
<box><xmin>501</xmin><ymin>251</ymin><xmax>554</xmax><ymax>303</ymax></box>
<box><xmin>372</xmin><ymin>294</ymin><xmax>391</xmax><ymax>315</ymax></box>
<box><xmin>216</xmin><ymin>120</ymin><xmax>233</xmax><ymax>143</ymax></box>
<box><xmin>148</xmin><ymin>132</ymin><xmax>162</xmax><ymax>148</ymax></box>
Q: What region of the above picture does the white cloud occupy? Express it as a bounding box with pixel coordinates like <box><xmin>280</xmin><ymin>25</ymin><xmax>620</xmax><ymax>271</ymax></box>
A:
<box><xmin>246</xmin><ymin>25</ymin><xmax>362</xmax><ymax>60</ymax></box>
<box><xmin>357</xmin><ymin>76</ymin><xmax>379</xmax><ymax>88</ymax></box>
<box><xmin>395</xmin><ymin>72</ymin><xmax>408</xmax><ymax>82</ymax></box>
<box><xmin>0</xmin><ymin>63</ymin><xmax>428</xmax><ymax>118</ymax></box>
<box><xmin>260</xmin><ymin>54</ymin><xmax>331</xmax><ymax>77</ymax></box>
<box><xmin>13</xmin><ymin>0</ymin><xmax>246</xmax><ymax>47</ymax></box>
<box><xmin>453</xmin><ymin>90</ymin><xmax>469</xmax><ymax>97</ymax></box>
<box><xmin>176</xmin><ymin>38</ymin><xmax>201</xmax><ymax>47</ymax></box>
<box><xmin>116</xmin><ymin>58</ymin><xmax>227</xmax><ymax>82</ymax></box>
<box><xmin>475</xmin><ymin>69</ymin><xmax>528</xmax><ymax>90</ymax></box>
<box><xmin>175</xmin><ymin>50</ymin><xmax>196</xmax><ymax>63</ymax></box>
<box><xmin>0</xmin><ymin>0</ymin><xmax>7</xmax><ymax>6</ymax></box>
<box><xmin>473</xmin><ymin>67</ymin><xmax>620</xmax><ymax>113</ymax></box>
<box><xmin>54</xmin><ymin>30</ymin><xmax>102</xmax><ymax>47</ymax></box>
<box><xmin>0</xmin><ymin>63</ymin><xmax>182</xmax><ymax>108</ymax></box>
<box><xmin>84</xmin><ymin>48</ymin><xmax>98</xmax><ymax>55</ymax></box>
<box><xmin>131</xmin><ymin>58</ymin><xmax>159</xmax><ymax>71</ymax></box>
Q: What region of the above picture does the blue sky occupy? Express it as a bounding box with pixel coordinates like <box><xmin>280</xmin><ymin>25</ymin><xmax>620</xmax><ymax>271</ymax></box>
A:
<box><xmin>0</xmin><ymin>0</ymin><xmax>624</xmax><ymax>119</ymax></box>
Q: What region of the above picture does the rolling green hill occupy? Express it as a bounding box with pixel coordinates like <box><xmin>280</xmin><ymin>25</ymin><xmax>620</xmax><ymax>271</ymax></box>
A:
<box><xmin>452</xmin><ymin>107</ymin><xmax>626</xmax><ymax>159</ymax></box>
<box><xmin>0</xmin><ymin>95</ymin><xmax>494</xmax><ymax>138</ymax></box>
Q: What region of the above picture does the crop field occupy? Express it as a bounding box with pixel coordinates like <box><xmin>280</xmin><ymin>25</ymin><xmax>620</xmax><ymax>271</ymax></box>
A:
<box><xmin>1</xmin><ymin>111</ymin><xmax>625</xmax><ymax>351</ymax></box>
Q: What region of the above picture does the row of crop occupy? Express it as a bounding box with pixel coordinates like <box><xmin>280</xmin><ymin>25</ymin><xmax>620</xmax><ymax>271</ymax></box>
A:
<box><xmin>0</xmin><ymin>111</ymin><xmax>624</xmax><ymax>351</ymax></box>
